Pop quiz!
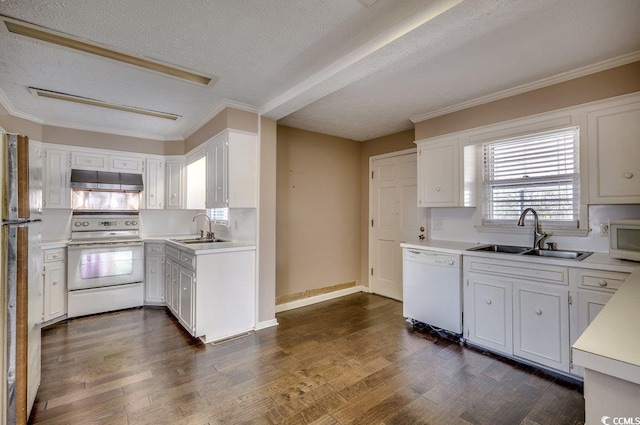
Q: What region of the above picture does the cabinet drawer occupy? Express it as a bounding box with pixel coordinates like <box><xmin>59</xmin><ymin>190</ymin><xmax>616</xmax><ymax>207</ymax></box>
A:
<box><xmin>44</xmin><ymin>248</ymin><xmax>66</xmax><ymax>263</ymax></box>
<box><xmin>145</xmin><ymin>243</ymin><xmax>164</xmax><ymax>255</ymax></box>
<box><xmin>466</xmin><ymin>257</ymin><xmax>568</xmax><ymax>285</ymax></box>
<box><xmin>165</xmin><ymin>245</ymin><xmax>181</xmax><ymax>261</ymax></box>
<box><xmin>570</xmin><ymin>268</ymin><xmax>628</xmax><ymax>292</ymax></box>
<box><xmin>180</xmin><ymin>251</ymin><xmax>196</xmax><ymax>269</ymax></box>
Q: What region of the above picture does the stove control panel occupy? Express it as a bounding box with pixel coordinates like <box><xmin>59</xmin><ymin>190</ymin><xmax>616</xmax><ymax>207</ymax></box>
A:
<box><xmin>71</xmin><ymin>215</ymin><xmax>140</xmax><ymax>233</ymax></box>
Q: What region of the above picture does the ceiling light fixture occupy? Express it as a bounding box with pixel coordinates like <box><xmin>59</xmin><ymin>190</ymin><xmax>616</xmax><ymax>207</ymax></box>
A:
<box><xmin>2</xmin><ymin>16</ymin><xmax>215</xmax><ymax>86</ymax></box>
<box><xmin>29</xmin><ymin>87</ymin><xmax>181</xmax><ymax>121</ymax></box>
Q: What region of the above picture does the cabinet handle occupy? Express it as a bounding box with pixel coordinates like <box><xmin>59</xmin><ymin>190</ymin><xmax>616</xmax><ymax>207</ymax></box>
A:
<box><xmin>597</xmin><ymin>279</ymin><xmax>608</xmax><ymax>287</ymax></box>
<box><xmin>623</xmin><ymin>172</ymin><xmax>634</xmax><ymax>179</ymax></box>
<box><xmin>183</xmin><ymin>287</ymin><xmax>187</xmax><ymax>291</ymax></box>
<box><xmin>150</xmin><ymin>194</ymin><xmax>154</xmax><ymax>197</ymax></box>
<box><xmin>172</xmin><ymin>193</ymin><xmax>177</xmax><ymax>198</ymax></box>
<box><xmin>436</xmin><ymin>187</ymin><xmax>441</xmax><ymax>192</ymax></box>
<box><xmin>485</xmin><ymin>299</ymin><xmax>492</xmax><ymax>305</ymax></box>
<box><xmin>535</xmin><ymin>309</ymin><xmax>543</xmax><ymax>315</ymax></box>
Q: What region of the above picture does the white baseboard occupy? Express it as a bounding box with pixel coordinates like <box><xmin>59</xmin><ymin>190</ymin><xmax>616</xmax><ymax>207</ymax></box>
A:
<box><xmin>275</xmin><ymin>285</ymin><xmax>368</xmax><ymax>313</ymax></box>
<box><xmin>254</xmin><ymin>318</ymin><xmax>279</xmax><ymax>330</ymax></box>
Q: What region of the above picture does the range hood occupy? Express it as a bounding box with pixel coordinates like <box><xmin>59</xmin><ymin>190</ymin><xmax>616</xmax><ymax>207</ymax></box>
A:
<box><xmin>70</xmin><ymin>169</ymin><xmax>144</xmax><ymax>191</ymax></box>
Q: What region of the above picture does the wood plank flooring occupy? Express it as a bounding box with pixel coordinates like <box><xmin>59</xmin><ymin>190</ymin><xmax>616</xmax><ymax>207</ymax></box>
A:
<box><xmin>30</xmin><ymin>293</ymin><xmax>585</xmax><ymax>424</ymax></box>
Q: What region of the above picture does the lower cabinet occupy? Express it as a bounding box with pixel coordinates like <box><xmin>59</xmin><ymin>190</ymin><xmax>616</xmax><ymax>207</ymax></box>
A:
<box><xmin>464</xmin><ymin>273</ymin><xmax>513</xmax><ymax>355</ymax></box>
<box><xmin>42</xmin><ymin>248</ymin><xmax>67</xmax><ymax>323</ymax></box>
<box><xmin>164</xmin><ymin>243</ymin><xmax>255</xmax><ymax>342</ymax></box>
<box><xmin>144</xmin><ymin>243</ymin><xmax>165</xmax><ymax>305</ymax></box>
<box><xmin>513</xmin><ymin>282</ymin><xmax>570</xmax><ymax>371</ymax></box>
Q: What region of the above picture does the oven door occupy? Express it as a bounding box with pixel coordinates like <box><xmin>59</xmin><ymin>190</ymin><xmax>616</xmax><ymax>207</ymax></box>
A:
<box><xmin>67</xmin><ymin>242</ymin><xmax>144</xmax><ymax>290</ymax></box>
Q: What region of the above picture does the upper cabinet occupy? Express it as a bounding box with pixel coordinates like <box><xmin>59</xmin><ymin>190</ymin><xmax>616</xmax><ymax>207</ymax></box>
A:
<box><xmin>71</xmin><ymin>151</ymin><xmax>143</xmax><ymax>173</ymax></box>
<box><xmin>165</xmin><ymin>157</ymin><xmax>185</xmax><ymax>209</ymax></box>
<box><xmin>416</xmin><ymin>138</ymin><xmax>475</xmax><ymax>208</ymax></box>
<box><xmin>144</xmin><ymin>157</ymin><xmax>165</xmax><ymax>209</ymax></box>
<box><xmin>43</xmin><ymin>148</ymin><xmax>71</xmax><ymax>209</ymax></box>
<box><xmin>205</xmin><ymin>130</ymin><xmax>257</xmax><ymax>209</ymax></box>
<box><xmin>587</xmin><ymin>98</ymin><xmax>640</xmax><ymax>204</ymax></box>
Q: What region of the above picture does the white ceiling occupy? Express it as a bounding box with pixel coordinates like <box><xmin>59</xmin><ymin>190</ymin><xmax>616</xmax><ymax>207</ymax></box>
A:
<box><xmin>0</xmin><ymin>0</ymin><xmax>638</xmax><ymax>142</ymax></box>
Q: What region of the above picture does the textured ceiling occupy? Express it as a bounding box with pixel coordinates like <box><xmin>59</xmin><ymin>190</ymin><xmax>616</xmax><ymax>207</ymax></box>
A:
<box><xmin>0</xmin><ymin>0</ymin><xmax>638</xmax><ymax>142</ymax></box>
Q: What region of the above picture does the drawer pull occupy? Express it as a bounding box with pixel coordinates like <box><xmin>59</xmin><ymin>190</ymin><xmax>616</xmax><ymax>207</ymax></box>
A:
<box><xmin>597</xmin><ymin>279</ymin><xmax>608</xmax><ymax>287</ymax></box>
<box><xmin>486</xmin><ymin>299</ymin><xmax>492</xmax><ymax>305</ymax></box>
<box><xmin>535</xmin><ymin>309</ymin><xmax>543</xmax><ymax>316</ymax></box>
<box><xmin>623</xmin><ymin>172</ymin><xmax>634</xmax><ymax>179</ymax></box>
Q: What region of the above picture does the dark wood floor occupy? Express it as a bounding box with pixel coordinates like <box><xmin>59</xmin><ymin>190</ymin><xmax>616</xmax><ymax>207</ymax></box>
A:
<box><xmin>30</xmin><ymin>293</ymin><xmax>585</xmax><ymax>424</ymax></box>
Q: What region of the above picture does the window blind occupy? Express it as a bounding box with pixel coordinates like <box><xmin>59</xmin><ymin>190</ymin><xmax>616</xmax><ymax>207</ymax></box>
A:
<box><xmin>483</xmin><ymin>127</ymin><xmax>579</xmax><ymax>226</ymax></box>
<box><xmin>207</xmin><ymin>208</ymin><xmax>229</xmax><ymax>225</ymax></box>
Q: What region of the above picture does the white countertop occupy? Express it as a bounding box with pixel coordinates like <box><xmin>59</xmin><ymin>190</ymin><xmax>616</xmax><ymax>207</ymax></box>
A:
<box><xmin>573</xmin><ymin>267</ymin><xmax>640</xmax><ymax>385</ymax></box>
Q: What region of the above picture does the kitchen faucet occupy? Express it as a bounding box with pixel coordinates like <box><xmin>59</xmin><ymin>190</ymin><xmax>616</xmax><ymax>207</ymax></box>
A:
<box><xmin>517</xmin><ymin>208</ymin><xmax>548</xmax><ymax>250</ymax></box>
<box><xmin>193</xmin><ymin>213</ymin><xmax>214</xmax><ymax>239</ymax></box>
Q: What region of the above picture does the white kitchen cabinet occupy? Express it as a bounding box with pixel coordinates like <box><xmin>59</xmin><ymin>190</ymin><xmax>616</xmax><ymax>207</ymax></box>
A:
<box><xmin>144</xmin><ymin>243</ymin><xmax>164</xmax><ymax>305</ymax></box>
<box><xmin>43</xmin><ymin>147</ymin><xmax>71</xmax><ymax>209</ymax></box>
<box><xmin>42</xmin><ymin>248</ymin><xmax>66</xmax><ymax>323</ymax></box>
<box><xmin>144</xmin><ymin>158</ymin><xmax>165</xmax><ymax>209</ymax></box>
<box><xmin>164</xmin><ymin>257</ymin><xmax>173</xmax><ymax>309</ymax></box>
<box><xmin>164</xmin><ymin>242</ymin><xmax>256</xmax><ymax>342</ymax></box>
<box><xmin>205</xmin><ymin>130</ymin><xmax>257</xmax><ymax>209</ymax></box>
<box><xmin>587</xmin><ymin>98</ymin><xmax>640</xmax><ymax>203</ymax></box>
<box><xmin>165</xmin><ymin>157</ymin><xmax>185</xmax><ymax>209</ymax></box>
<box><xmin>417</xmin><ymin>138</ymin><xmax>459</xmax><ymax>207</ymax></box>
<box><xmin>464</xmin><ymin>273</ymin><xmax>513</xmax><ymax>355</ymax></box>
<box><xmin>178</xmin><ymin>267</ymin><xmax>195</xmax><ymax>332</ymax></box>
<box><xmin>513</xmin><ymin>282</ymin><xmax>570</xmax><ymax>372</ymax></box>
<box><xmin>71</xmin><ymin>150</ymin><xmax>144</xmax><ymax>174</ymax></box>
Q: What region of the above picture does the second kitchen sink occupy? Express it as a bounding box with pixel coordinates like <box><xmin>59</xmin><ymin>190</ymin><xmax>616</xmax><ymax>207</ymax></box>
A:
<box><xmin>467</xmin><ymin>244</ymin><xmax>592</xmax><ymax>261</ymax></box>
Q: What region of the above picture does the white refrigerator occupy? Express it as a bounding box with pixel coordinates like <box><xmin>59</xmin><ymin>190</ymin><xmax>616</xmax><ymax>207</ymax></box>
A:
<box><xmin>1</xmin><ymin>133</ymin><xmax>42</xmax><ymax>424</ymax></box>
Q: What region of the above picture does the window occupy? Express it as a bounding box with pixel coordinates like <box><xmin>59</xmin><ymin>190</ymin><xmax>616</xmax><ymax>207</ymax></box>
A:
<box><xmin>207</xmin><ymin>207</ymin><xmax>229</xmax><ymax>226</ymax></box>
<box><xmin>482</xmin><ymin>127</ymin><xmax>580</xmax><ymax>227</ymax></box>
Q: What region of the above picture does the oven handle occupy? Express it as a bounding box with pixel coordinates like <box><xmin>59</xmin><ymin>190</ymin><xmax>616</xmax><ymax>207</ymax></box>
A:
<box><xmin>68</xmin><ymin>242</ymin><xmax>144</xmax><ymax>249</ymax></box>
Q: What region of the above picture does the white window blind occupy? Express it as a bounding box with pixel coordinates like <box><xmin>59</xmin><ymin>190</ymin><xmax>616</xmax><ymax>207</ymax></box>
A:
<box><xmin>207</xmin><ymin>208</ymin><xmax>229</xmax><ymax>225</ymax></box>
<box><xmin>483</xmin><ymin>127</ymin><xmax>580</xmax><ymax>226</ymax></box>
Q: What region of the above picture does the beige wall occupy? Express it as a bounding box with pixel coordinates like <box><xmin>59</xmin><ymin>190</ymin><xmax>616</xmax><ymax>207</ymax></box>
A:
<box><xmin>258</xmin><ymin>117</ymin><xmax>277</xmax><ymax>323</ymax></box>
<box><xmin>415</xmin><ymin>61</ymin><xmax>640</xmax><ymax>140</ymax></box>
<box><xmin>0</xmin><ymin>102</ymin><xmax>182</xmax><ymax>155</ymax></box>
<box><xmin>276</xmin><ymin>126</ymin><xmax>362</xmax><ymax>297</ymax></box>
<box><xmin>184</xmin><ymin>107</ymin><xmax>259</xmax><ymax>153</ymax></box>
<box><xmin>359</xmin><ymin>130</ymin><xmax>416</xmax><ymax>287</ymax></box>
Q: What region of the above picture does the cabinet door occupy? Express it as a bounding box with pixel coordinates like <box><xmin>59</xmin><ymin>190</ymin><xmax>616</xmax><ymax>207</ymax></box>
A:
<box><xmin>577</xmin><ymin>290</ymin><xmax>611</xmax><ymax>339</ymax></box>
<box><xmin>178</xmin><ymin>268</ymin><xmax>195</xmax><ymax>333</ymax></box>
<box><xmin>588</xmin><ymin>100</ymin><xmax>640</xmax><ymax>203</ymax></box>
<box><xmin>144</xmin><ymin>255</ymin><xmax>164</xmax><ymax>304</ymax></box>
<box><xmin>212</xmin><ymin>138</ymin><xmax>228</xmax><ymax>207</ymax></box>
<box><xmin>43</xmin><ymin>148</ymin><xmax>71</xmax><ymax>209</ymax></box>
<box><xmin>145</xmin><ymin>159</ymin><xmax>165</xmax><ymax>209</ymax></box>
<box><xmin>513</xmin><ymin>282</ymin><xmax>570</xmax><ymax>372</ymax></box>
<box><xmin>110</xmin><ymin>156</ymin><xmax>143</xmax><ymax>173</ymax></box>
<box><xmin>205</xmin><ymin>146</ymin><xmax>215</xmax><ymax>208</ymax></box>
<box><xmin>464</xmin><ymin>274</ymin><xmax>512</xmax><ymax>355</ymax></box>
<box><xmin>166</xmin><ymin>160</ymin><xmax>184</xmax><ymax>209</ymax></box>
<box><xmin>164</xmin><ymin>258</ymin><xmax>172</xmax><ymax>307</ymax></box>
<box><xmin>43</xmin><ymin>261</ymin><xmax>66</xmax><ymax>321</ymax></box>
<box><xmin>417</xmin><ymin>139</ymin><xmax>459</xmax><ymax>207</ymax></box>
<box><xmin>71</xmin><ymin>151</ymin><xmax>109</xmax><ymax>171</ymax></box>
<box><xmin>170</xmin><ymin>261</ymin><xmax>180</xmax><ymax>314</ymax></box>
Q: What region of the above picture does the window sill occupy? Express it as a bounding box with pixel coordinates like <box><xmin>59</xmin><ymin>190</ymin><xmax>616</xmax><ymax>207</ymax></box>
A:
<box><xmin>475</xmin><ymin>225</ymin><xmax>591</xmax><ymax>237</ymax></box>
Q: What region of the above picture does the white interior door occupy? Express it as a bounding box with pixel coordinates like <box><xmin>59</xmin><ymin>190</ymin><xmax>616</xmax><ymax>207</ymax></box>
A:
<box><xmin>369</xmin><ymin>151</ymin><xmax>426</xmax><ymax>300</ymax></box>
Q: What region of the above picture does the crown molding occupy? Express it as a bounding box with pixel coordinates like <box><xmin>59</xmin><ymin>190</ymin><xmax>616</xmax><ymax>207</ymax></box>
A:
<box><xmin>181</xmin><ymin>98</ymin><xmax>260</xmax><ymax>140</ymax></box>
<box><xmin>0</xmin><ymin>89</ymin><xmax>45</xmax><ymax>124</ymax></box>
<box><xmin>410</xmin><ymin>50</ymin><xmax>640</xmax><ymax>124</ymax></box>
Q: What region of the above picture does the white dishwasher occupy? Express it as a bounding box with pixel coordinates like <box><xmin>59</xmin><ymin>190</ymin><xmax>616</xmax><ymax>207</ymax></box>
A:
<box><xmin>402</xmin><ymin>248</ymin><xmax>462</xmax><ymax>334</ymax></box>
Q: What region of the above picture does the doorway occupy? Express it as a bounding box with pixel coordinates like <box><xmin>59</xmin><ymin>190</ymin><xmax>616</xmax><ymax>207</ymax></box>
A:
<box><xmin>368</xmin><ymin>149</ymin><xmax>427</xmax><ymax>300</ymax></box>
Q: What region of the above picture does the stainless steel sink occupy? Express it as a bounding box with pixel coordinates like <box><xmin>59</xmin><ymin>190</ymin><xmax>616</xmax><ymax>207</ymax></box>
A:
<box><xmin>172</xmin><ymin>238</ymin><xmax>225</xmax><ymax>244</ymax></box>
<box><xmin>467</xmin><ymin>244</ymin><xmax>592</xmax><ymax>261</ymax></box>
<box><xmin>467</xmin><ymin>244</ymin><xmax>531</xmax><ymax>254</ymax></box>
<box><xmin>520</xmin><ymin>249</ymin><xmax>592</xmax><ymax>261</ymax></box>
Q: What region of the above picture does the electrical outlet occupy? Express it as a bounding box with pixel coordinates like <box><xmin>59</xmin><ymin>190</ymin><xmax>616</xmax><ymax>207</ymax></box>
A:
<box><xmin>432</xmin><ymin>218</ymin><xmax>443</xmax><ymax>231</ymax></box>
<box><xmin>600</xmin><ymin>223</ymin><xmax>609</xmax><ymax>237</ymax></box>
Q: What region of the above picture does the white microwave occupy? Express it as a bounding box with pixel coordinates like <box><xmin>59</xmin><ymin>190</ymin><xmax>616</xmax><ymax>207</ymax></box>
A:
<box><xmin>610</xmin><ymin>220</ymin><xmax>640</xmax><ymax>262</ymax></box>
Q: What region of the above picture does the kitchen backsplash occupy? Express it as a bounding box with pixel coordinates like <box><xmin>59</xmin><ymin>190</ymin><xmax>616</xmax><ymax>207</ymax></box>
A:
<box><xmin>209</xmin><ymin>208</ymin><xmax>256</xmax><ymax>243</ymax></box>
<box><xmin>429</xmin><ymin>204</ymin><xmax>640</xmax><ymax>253</ymax></box>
